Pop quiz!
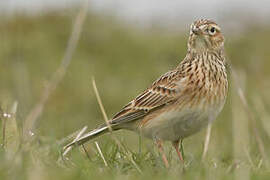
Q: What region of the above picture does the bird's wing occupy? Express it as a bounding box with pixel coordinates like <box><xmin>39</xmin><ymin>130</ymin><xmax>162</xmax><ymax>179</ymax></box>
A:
<box><xmin>110</xmin><ymin>69</ymin><xmax>183</xmax><ymax>125</ymax></box>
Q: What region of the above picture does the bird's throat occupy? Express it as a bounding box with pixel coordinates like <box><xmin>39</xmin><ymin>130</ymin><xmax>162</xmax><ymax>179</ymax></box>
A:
<box><xmin>194</xmin><ymin>37</ymin><xmax>208</xmax><ymax>53</ymax></box>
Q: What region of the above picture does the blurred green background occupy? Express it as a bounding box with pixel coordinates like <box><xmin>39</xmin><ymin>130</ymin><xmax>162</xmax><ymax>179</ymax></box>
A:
<box><xmin>1</xmin><ymin>4</ymin><xmax>270</xmax><ymax>180</ymax></box>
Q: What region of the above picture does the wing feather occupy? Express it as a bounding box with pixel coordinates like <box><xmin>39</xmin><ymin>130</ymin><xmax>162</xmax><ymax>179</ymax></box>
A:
<box><xmin>111</xmin><ymin>69</ymin><xmax>182</xmax><ymax>125</ymax></box>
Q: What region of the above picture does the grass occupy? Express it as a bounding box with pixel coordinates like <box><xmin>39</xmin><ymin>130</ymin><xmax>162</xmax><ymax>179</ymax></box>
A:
<box><xmin>1</xmin><ymin>8</ymin><xmax>270</xmax><ymax>180</ymax></box>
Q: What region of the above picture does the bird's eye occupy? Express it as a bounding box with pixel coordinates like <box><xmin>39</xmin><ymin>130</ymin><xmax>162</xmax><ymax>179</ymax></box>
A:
<box><xmin>209</xmin><ymin>27</ymin><xmax>216</xmax><ymax>35</ymax></box>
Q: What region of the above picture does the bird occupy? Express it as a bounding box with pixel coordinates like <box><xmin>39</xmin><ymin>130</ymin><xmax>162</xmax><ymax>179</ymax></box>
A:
<box><xmin>64</xmin><ymin>19</ymin><xmax>228</xmax><ymax>167</ymax></box>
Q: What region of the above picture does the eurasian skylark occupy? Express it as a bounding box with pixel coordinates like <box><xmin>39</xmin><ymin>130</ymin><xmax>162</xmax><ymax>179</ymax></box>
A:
<box><xmin>65</xmin><ymin>19</ymin><xmax>228</xmax><ymax>167</ymax></box>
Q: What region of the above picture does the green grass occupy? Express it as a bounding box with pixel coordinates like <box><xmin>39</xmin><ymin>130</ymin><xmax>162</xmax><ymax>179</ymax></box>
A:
<box><xmin>1</xmin><ymin>10</ymin><xmax>270</xmax><ymax>179</ymax></box>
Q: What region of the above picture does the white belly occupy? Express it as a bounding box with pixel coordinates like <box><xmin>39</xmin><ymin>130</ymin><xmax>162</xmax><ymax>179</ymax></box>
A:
<box><xmin>140</xmin><ymin>109</ymin><xmax>214</xmax><ymax>141</ymax></box>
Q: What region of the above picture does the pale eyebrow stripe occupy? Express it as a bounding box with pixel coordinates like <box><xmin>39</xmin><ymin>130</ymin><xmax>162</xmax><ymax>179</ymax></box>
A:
<box><xmin>199</xmin><ymin>24</ymin><xmax>207</xmax><ymax>30</ymax></box>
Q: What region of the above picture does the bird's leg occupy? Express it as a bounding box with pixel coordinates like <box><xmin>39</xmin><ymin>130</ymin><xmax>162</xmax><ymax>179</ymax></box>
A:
<box><xmin>172</xmin><ymin>139</ymin><xmax>184</xmax><ymax>162</ymax></box>
<box><xmin>155</xmin><ymin>139</ymin><xmax>169</xmax><ymax>168</ymax></box>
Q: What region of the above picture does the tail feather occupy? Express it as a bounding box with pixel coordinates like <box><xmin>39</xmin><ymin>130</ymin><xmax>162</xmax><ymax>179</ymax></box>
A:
<box><xmin>64</xmin><ymin>125</ymin><xmax>109</xmax><ymax>149</ymax></box>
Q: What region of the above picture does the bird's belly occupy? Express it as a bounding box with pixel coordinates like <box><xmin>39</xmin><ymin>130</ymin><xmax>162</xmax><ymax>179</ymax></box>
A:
<box><xmin>140</xmin><ymin>109</ymin><xmax>211</xmax><ymax>141</ymax></box>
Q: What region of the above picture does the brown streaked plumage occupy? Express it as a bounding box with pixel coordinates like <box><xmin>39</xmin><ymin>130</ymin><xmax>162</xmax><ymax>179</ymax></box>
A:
<box><xmin>65</xmin><ymin>19</ymin><xmax>228</xmax><ymax>167</ymax></box>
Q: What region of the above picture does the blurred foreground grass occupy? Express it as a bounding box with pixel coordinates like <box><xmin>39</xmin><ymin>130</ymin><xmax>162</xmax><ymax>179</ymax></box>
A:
<box><xmin>0</xmin><ymin>10</ymin><xmax>270</xmax><ymax>179</ymax></box>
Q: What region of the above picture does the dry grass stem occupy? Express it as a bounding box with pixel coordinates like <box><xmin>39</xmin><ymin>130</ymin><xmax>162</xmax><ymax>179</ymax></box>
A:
<box><xmin>231</xmin><ymin>68</ymin><xmax>269</xmax><ymax>168</ymax></box>
<box><xmin>232</xmin><ymin>69</ymin><xmax>250</xmax><ymax>180</ymax></box>
<box><xmin>62</xmin><ymin>126</ymin><xmax>88</xmax><ymax>157</ymax></box>
<box><xmin>1</xmin><ymin>101</ymin><xmax>18</xmax><ymax>149</ymax></box>
<box><xmin>57</xmin><ymin>128</ymin><xmax>88</xmax><ymax>146</ymax></box>
<box><xmin>91</xmin><ymin>77</ymin><xmax>111</xmax><ymax>131</ymax></box>
<box><xmin>91</xmin><ymin>78</ymin><xmax>142</xmax><ymax>173</ymax></box>
<box><xmin>252</xmin><ymin>96</ymin><xmax>270</xmax><ymax>140</ymax></box>
<box><xmin>1</xmin><ymin>106</ymin><xmax>6</xmax><ymax>148</ymax></box>
<box><xmin>244</xmin><ymin>148</ymin><xmax>255</xmax><ymax>169</ymax></box>
<box><xmin>23</xmin><ymin>0</ymin><xmax>88</xmax><ymax>141</ymax></box>
<box><xmin>257</xmin><ymin>159</ymin><xmax>263</xmax><ymax>169</ymax></box>
<box><xmin>95</xmin><ymin>141</ymin><xmax>108</xmax><ymax>167</ymax></box>
<box><xmin>82</xmin><ymin>144</ymin><xmax>91</xmax><ymax>161</ymax></box>
<box><xmin>1</xmin><ymin>122</ymin><xmax>6</xmax><ymax>148</ymax></box>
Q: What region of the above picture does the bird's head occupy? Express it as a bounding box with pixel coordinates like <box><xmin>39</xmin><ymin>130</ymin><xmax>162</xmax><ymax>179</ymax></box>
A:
<box><xmin>188</xmin><ymin>19</ymin><xmax>224</xmax><ymax>54</ymax></box>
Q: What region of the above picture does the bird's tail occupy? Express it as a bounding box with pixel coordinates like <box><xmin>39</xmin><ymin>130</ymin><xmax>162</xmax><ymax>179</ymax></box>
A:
<box><xmin>64</xmin><ymin>124</ymin><xmax>112</xmax><ymax>150</ymax></box>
